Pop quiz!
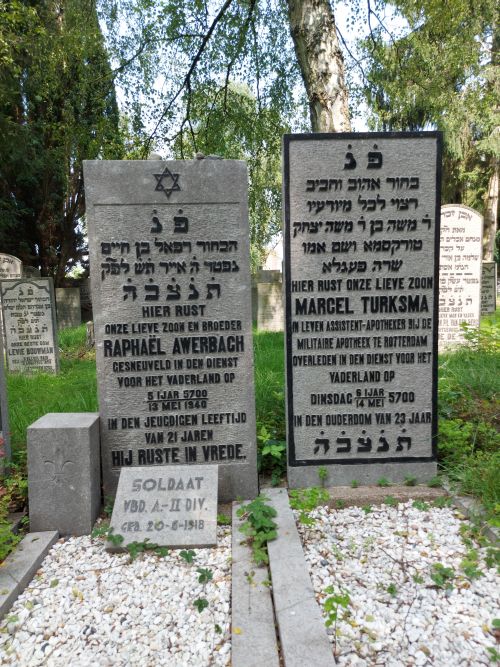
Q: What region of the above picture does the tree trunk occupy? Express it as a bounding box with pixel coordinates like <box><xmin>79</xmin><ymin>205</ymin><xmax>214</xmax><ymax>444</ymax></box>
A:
<box><xmin>286</xmin><ymin>0</ymin><xmax>351</xmax><ymax>132</ymax></box>
<box><xmin>483</xmin><ymin>158</ymin><xmax>498</xmax><ymax>261</ymax></box>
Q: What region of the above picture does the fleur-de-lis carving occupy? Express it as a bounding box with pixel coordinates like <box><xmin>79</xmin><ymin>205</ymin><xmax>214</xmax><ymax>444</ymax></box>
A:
<box><xmin>44</xmin><ymin>456</ymin><xmax>77</xmax><ymax>486</ymax></box>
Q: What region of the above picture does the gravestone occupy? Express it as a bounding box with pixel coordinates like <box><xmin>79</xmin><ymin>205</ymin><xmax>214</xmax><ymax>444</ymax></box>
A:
<box><xmin>284</xmin><ymin>132</ymin><xmax>441</xmax><ymax>487</ymax></box>
<box><xmin>55</xmin><ymin>287</ymin><xmax>81</xmax><ymax>329</ymax></box>
<box><xmin>0</xmin><ymin>333</ymin><xmax>11</xmax><ymax>472</ymax></box>
<box><xmin>439</xmin><ymin>205</ymin><xmax>483</xmax><ymax>349</ymax></box>
<box><xmin>109</xmin><ymin>465</ymin><xmax>217</xmax><ymax>549</ymax></box>
<box><xmin>257</xmin><ymin>270</ymin><xmax>284</xmax><ymax>331</ymax></box>
<box><xmin>0</xmin><ymin>279</ymin><xmax>59</xmax><ymax>373</ymax></box>
<box><xmin>481</xmin><ymin>262</ymin><xmax>497</xmax><ymax>315</ymax></box>
<box><xmin>0</xmin><ymin>254</ymin><xmax>22</xmax><ymax>280</ymax></box>
<box><xmin>23</xmin><ymin>266</ymin><xmax>41</xmax><ymax>279</ymax></box>
<box><xmin>28</xmin><ymin>413</ymin><xmax>100</xmax><ymax>535</ymax></box>
<box><xmin>79</xmin><ymin>278</ymin><xmax>93</xmax><ymax>321</ymax></box>
<box><xmin>83</xmin><ymin>159</ymin><xmax>258</xmax><ymax>501</ymax></box>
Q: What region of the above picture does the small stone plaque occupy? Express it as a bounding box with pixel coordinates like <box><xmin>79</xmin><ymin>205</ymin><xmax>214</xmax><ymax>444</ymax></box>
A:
<box><xmin>481</xmin><ymin>262</ymin><xmax>497</xmax><ymax>315</ymax></box>
<box><xmin>0</xmin><ymin>279</ymin><xmax>59</xmax><ymax>373</ymax></box>
<box><xmin>284</xmin><ymin>133</ymin><xmax>441</xmax><ymax>486</ymax></box>
<box><xmin>84</xmin><ymin>159</ymin><xmax>257</xmax><ymax>501</ymax></box>
<box><xmin>439</xmin><ymin>205</ymin><xmax>483</xmax><ymax>349</ymax></box>
<box><xmin>0</xmin><ymin>254</ymin><xmax>22</xmax><ymax>280</ymax></box>
<box><xmin>109</xmin><ymin>465</ymin><xmax>218</xmax><ymax>548</ymax></box>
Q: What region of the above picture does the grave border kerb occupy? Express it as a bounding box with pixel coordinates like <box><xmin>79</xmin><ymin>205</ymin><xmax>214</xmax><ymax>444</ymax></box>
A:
<box><xmin>282</xmin><ymin>131</ymin><xmax>442</xmax><ymax>468</ymax></box>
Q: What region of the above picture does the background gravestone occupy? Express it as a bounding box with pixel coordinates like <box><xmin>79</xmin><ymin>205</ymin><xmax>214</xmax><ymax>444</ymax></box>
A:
<box><xmin>257</xmin><ymin>270</ymin><xmax>284</xmax><ymax>331</ymax></box>
<box><xmin>0</xmin><ymin>333</ymin><xmax>11</xmax><ymax>473</ymax></box>
<box><xmin>79</xmin><ymin>278</ymin><xmax>93</xmax><ymax>322</ymax></box>
<box><xmin>284</xmin><ymin>132</ymin><xmax>441</xmax><ymax>487</ymax></box>
<box><xmin>110</xmin><ymin>465</ymin><xmax>217</xmax><ymax>548</ymax></box>
<box><xmin>55</xmin><ymin>287</ymin><xmax>81</xmax><ymax>329</ymax></box>
<box><xmin>0</xmin><ymin>254</ymin><xmax>22</xmax><ymax>280</ymax></box>
<box><xmin>438</xmin><ymin>205</ymin><xmax>483</xmax><ymax>350</ymax></box>
<box><xmin>481</xmin><ymin>262</ymin><xmax>497</xmax><ymax>315</ymax></box>
<box><xmin>0</xmin><ymin>279</ymin><xmax>59</xmax><ymax>373</ymax></box>
<box><xmin>84</xmin><ymin>159</ymin><xmax>258</xmax><ymax>501</ymax></box>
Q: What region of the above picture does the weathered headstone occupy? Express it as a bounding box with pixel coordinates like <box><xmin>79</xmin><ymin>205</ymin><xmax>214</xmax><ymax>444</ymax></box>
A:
<box><xmin>55</xmin><ymin>287</ymin><xmax>82</xmax><ymax>329</ymax></box>
<box><xmin>27</xmin><ymin>413</ymin><xmax>100</xmax><ymax>535</ymax></box>
<box><xmin>22</xmin><ymin>266</ymin><xmax>41</xmax><ymax>279</ymax></box>
<box><xmin>83</xmin><ymin>159</ymin><xmax>258</xmax><ymax>501</ymax></box>
<box><xmin>79</xmin><ymin>278</ymin><xmax>93</xmax><ymax>321</ymax></box>
<box><xmin>0</xmin><ymin>279</ymin><xmax>59</xmax><ymax>373</ymax></box>
<box><xmin>439</xmin><ymin>205</ymin><xmax>483</xmax><ymax>349</ymax></box>
<box><xmin>481</xmin><ymin>262</ymin><xmax>497</xmax><ymax>315</ymax></box>
<box><xmin>0</xmin><ymin>254</ymin><xmax>22</xmax><ymax>280</ymax></box>
<box><xmin>0</xmin><ymin>333</ymin><xmax>11</xmax><ymax>472</ymax></box>
<box><xmin>257</xmin><ymin>270</ymin><xmax>284</xmax><ymax>331</ymax></box>
<box><xmin>284</xmin><ymin>132</ymin><xmax>441</xmax><ymax>487</ymax></box>
<box><xmin>109</xmin><ymin>465</ymin><xmax>218</xmax><ymax>549</ymax></box>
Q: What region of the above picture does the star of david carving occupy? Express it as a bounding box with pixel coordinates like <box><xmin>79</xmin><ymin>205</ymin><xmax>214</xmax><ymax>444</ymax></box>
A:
<box><xmin>153</xmin><ymin>166</ymin><xmax>181</xmax><ymax>198</ymax></box>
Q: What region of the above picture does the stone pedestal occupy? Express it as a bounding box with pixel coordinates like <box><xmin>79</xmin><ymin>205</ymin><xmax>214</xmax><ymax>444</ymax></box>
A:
<box><xmin>28</xmin><ymin>413</ymin><xmax>101</xmax><ymax>536</ymax></box>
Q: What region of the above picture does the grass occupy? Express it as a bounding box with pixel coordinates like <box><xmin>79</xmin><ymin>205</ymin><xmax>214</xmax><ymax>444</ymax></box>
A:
<box><xmin>7</xmin><ymin>325</ymin><xmax>97</xmax><ymax>466</ymax></box>
<box><xmin>2</xmin><ymin>312</ymin><xmax>499</xmax><ymax>523</ymax></box>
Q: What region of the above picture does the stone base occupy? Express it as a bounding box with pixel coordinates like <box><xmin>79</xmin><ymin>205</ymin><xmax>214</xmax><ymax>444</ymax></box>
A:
<box><xmin>28</xmin><ymin>413</ymin><xmax>101</xmax><ymax>536</ymax></box>
<box><xmin>288</xmin><ymin>461</ymin><xmax>437</xmax><ymax>489</ymax></box>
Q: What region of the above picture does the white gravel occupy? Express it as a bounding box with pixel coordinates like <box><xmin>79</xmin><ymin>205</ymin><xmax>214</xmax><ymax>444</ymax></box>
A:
<box><xmin>295</xmin><ymin>501</ymin><xmax>499</xmax><ymax>667</ymax></box>
<box><xmin>0</xmin><ymin>526</ymin><xmax>232</xmax><ymax>666</ymax></box>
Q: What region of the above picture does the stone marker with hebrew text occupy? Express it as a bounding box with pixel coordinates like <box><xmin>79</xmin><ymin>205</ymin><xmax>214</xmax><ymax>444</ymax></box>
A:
<box><xmin>84</xmin><ymin>159</ymin><xmax>257</xmax><ymax>501</ymax></box>
<box><xmin>284</xmin><ymin>132</ymin><xmax>441</xmax><ymax>487</ymax></box>
<box><xmin>0</xmin><ymin>279</ymin><xmax>59</xmax><ymax>373</ymax></box>
<box><xmin>0</xmin><ymin>254</ymin><xmax>22</xmax><ymax>280</ymax></box>
<box><xmin>481</xmin><ymin>262</ymin><xmax>497</xmax><ymax>315</ymax></box>
<box><xmin>438</xmin><ymin>205</ymin><xmax>482</xmax><ymax>350</ymax></box>
<box><xmin>109</xmin><ymin>465</ymin><xmax>217</xmax><ymax>549</ymax></box>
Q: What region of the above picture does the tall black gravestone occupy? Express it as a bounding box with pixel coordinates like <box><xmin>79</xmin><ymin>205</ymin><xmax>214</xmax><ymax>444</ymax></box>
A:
<box><xmin>284</xmin><ymin>133</ymin><xmax>441</xmax><ymax>486</ymax></box>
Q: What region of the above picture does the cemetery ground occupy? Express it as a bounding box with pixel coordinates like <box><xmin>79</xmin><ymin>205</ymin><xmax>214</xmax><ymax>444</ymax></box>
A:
<box><xmin>0</xmin><ymin>317</ymin><xmax>498</xmax><ymax>665</ymax></box>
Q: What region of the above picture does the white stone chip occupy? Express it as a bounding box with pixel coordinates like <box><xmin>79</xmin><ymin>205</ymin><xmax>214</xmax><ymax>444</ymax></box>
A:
<box><xmin>0</xmin><ymin>526</ymin><xmax>231</xmax><ymax>666</ymax></box>
<box><xmin>294</xmin><ymin>500</ymin><xmax>499</xmax><ymax>666</ymax></box>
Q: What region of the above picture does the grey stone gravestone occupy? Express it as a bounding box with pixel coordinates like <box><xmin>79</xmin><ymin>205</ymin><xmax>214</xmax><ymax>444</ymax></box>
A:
<box><xmin>284</xmin><ymin>132</ymin><xmax>441</xmax><ymax>487</ymax></box>
<box><xmin>481</xmin><ymin>262</ymin><xmax>497</xmax><ymax>315</ymax></box>
<box><xmin>55</xmin><ymin>287</ymin><xmax>81</xmax><ymax>329</ymax></box>
<box><xmin>83</xmin><ymin>159</ymin><xmax>258</xmax><ymax>501</ymax></box>
<box><xmin>0</xmin><ymin>254</ymin><xmax>22</xmax><ymax>280</ymax></box>
<box><xmin>22</xmin><ymin>266</ymin><xmax>41</xmax><ymax>279</ymax></box>
<box><xmin>0</xmin><ymin>279</ymin><xmax>59</xmax><ymax>373</ymax></box>
<box><xmin>0</xmin><ymin>332</ymin><xmax>11</xmax><ymax>473</ymax></box>
<box><xmin>257</xmin><ymin>270</ymin><xmax>284</xmax><ymax>332</ymax></box>
<box><xmin>27</xmin><ymin>413</ymin><xmax>100</xmax><ymax>535</ymax></box>
<box><xmin>109</xmin><ymin>464</ymin><xmax>217</xmax><ymax>549</ymax></box>
<box><xmin>439</xmin><ymin>205</ymin><xmax>483</xmax><ymax>350</ymax></box>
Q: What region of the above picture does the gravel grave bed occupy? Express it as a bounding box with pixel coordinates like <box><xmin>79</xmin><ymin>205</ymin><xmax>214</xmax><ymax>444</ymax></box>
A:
<box><xmin>0</xmin><ymin>526</ymin><xmax>232</xmax><ymax>666</ymax></box>
<box><xmin>295</xmin><ymin>501</ymin><xmax>499</xmax><ymax>667</ymax></box>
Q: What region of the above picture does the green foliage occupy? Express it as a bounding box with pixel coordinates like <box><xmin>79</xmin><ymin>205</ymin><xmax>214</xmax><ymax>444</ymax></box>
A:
<box><xmin>180</xmin><ymin>550</ymin><xmax>196</xmax><ymax>565</ymax></box>
<box><xmin>412</xmin><ymin>500</ymin><xmax>430</xmax><ymax>511</ymax></box>
<box><xmin>427</xmin><ymin>476</ymin><xmax>442</xmax><ymax>488</ymax></box>
<box><xmin>196</xmin><ymin>567</ymin><xmax>213</xmax><ymax>584</ymax></box>
<box><xmin>237</xmin><ymin>495</ymin><xmax>277</xmax><ymax>566</ymax></box>
<box><xmin>318</xmin><ymin>466</ymin><xmax>328</xmax><ymax>487</ymax></box>
<box><xmin>193</xmin><ymin>598</ymin><xmax>209</xmax><ymax>613</ymax></box>
<box><xmin>404</xmin><ymin>475</ymin><xmax>417</xmax><ymax>487</ymax></box>
<box><xmin>0</xmin><ymin>0</ymin><xmax>124</xmax><ymax>283</ymax></box>
<box><xmin>376</xmin><ymin>477</ymin><xmax>391</xmax><ymax>488</ymax></box>
<box><xmin>430</xmin><ymin>563</ymin><xmax>455</xmax><ymax>589</ymax></box>
<box><xmin>386</xmin><ymin>583</ymin><xmax>398</xmax><ymax>596</ymax></box>
<box><xmin>350</xmin><ymin>480</ymin><xmax>359</xmax><ymax>489</ymax></box>
<box><xmin>217</xmin><ymin>513</ymin><xmax>231</xmax><ymax>526</ymax></box>
<box><xmin>362</xmin><ymin>505</ymin><xmax>372</xmax><ymax>514</ymax></box>
<box><xmin>323</xmin><ymin>586</ymin><xmax>351</xmax><ymax>627</ymax></box>
<box><xmin>460</xmin><ymin>550</ymin><xmax>484</xmax><ymax>580</ymax></box>
<box><xmin>432</xmin><ymin>496</ymin><xmax>452</xmax><ymax>509</ymax></box>
<box><xmin>257</xmin><ymin>424</ymin><xmax>286</xmax><ymax>486</ymax></box>
<box><xmin>383</xmin><ymin>495</ymin><xmax>398</xmax><ymax>507</ymax></box>
<box><xmin>289</xmin><ymin>487</ymin><xmax>330</xmax><ymax>512</ymax></box>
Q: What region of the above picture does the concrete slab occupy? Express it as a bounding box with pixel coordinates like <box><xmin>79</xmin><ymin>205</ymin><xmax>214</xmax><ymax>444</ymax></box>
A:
<box><xmin>323</xmin><ymin>484</ymin><xmax>447</xmax><ymax>508</ymax></box>
<box><xmin>231</xmin><ymin>502</ymin><xmax>279</xmax><ymax>667</ymax></box>
<box><xmin>0</xmin><ymin>531</ymin><xmax>58</xmax><ymax>618</ymax></box>
<box><xmin>265</xmin><ymin>488</ymin><xmax>334</xmax><ymax>667</ymax></box>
